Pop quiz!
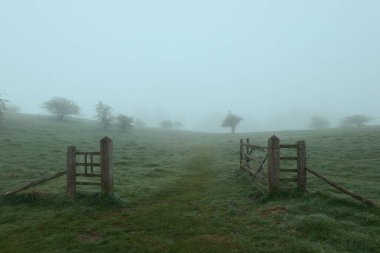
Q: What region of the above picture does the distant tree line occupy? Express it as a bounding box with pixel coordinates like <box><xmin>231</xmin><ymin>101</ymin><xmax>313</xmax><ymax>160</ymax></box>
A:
<box><xmin>340</xmin><ymin>115</ymin><xmax>372</xmax><ymax>128</ymax></box>
<box><xmin>1</xmin><ymin>94</ymin><xmax>377</xmax><ymax>132</ymax></box>
<box><xmin>39</xmin><ymin>97</ymin><xmax>133</xmax><ymax>132</ymax></box>
<box><xmin>309</xmin><ymin>114</ymin><xmax>373</xmax><ymax>129</ymax></box>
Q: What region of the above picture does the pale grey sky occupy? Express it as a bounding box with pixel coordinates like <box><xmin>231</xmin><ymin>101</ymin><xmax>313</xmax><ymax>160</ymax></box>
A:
<box><xmin>1</xmin><ymin>1</ymin><xmax>379</xmax><ymax>132</ymax></box>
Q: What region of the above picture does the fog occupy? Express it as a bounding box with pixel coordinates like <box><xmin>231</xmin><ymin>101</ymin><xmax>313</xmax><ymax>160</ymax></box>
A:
<box><xmin>1</xmin><ymin>1</ymin><xmax>379</xmax><ymax>132</ymax></box>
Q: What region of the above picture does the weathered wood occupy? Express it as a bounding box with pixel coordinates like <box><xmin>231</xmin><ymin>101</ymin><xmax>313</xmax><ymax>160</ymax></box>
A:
<box><xmin>0</xmin><ymin>171</ymin><xmax>67</xmax><ymax>198</ymax></box>
<box><xmin>279</xmin><ymin>144</ymin><xmax>298</xmax><ymax>148</ymax></box>
<box><xmin>76</xmin><ymin>182</ymin><xmax>101</xmax><ymax>186</ymax></box>
<box><xmin>241</xmin><ymin>159</ymin><xmax>247</xmax><ymax>170</ymax></box>
<box><xmin>306</xmin><ymin>168</ymin><xmax>377</xmax><ymax>207</ymax></box>
<box><xmin>243</xmin><ymin>158</ymin><xmax>262</xmax><ymax>175</ymax></box>
<box><xmin>76</xmin><ymin>152</ymin><xmax>100</xmax><ymax>155</ymax></box>
<box><xmin>280</xmin><ymin>156</ymin><xmax>298</xmax><ymax>161</ymax></box>
<box><xmin>76</xmin><ymin>162</ymin><xmax>101</xmax><ymax>167</ymax></box>
<box><xmin>297</xmin><ymin>141</ymin><xmax>307</xmax><ymax>191</ymax></box>
<box><xmin>244</xmin><ymin>163</ymin><xmax>257</xmax><ymax>175</ymax></box>
<box><xmin>90</xmin><ymin>153</ymin><xmax>94</xmax><ymax>174</ymax></box>
<box><xmin>243</xmin><ymin>150</ymin><xmax>250</xmax><ymax>164</ymax></box>
<box><xmin>84</xmin><ymin>153</ymin><xmax>88</xmax><ymax>175</ymax></box>
<box><xmin>100</xmin><ymin>137</ymin><xmax>113</xmax><ymax>196</ymax></box>
<box><xmin>66</xmin><ymin>146</ymin><xmax>76</xmax><ymax>197</ymax></box>
<box><xmin>240</xmin><ymin>139</ymin><xmax>243</xmax><ymax>168</ymax></box>
<box><xmin>246</xmin><ymin>138</ymin><xmax>250</xmax><ymax>156</ymax></box>
<box><xmin>267</xmin><ymin>135</ymin><xmax>280</xmax><ymax>193</ymax></box>
<box><xmin>245</xmin><ymin>153</ymin><xmax>263</xmax><ymax>164</ymax></box>
<box><xmin>76</xmin><ymin>173</ymin><xmax>101</xmax><ymax>177</ymax></box>
<box><xmin>247</xmin><ymin>169</ymin><xmax>257</xmax><ymax>175</ymax></box>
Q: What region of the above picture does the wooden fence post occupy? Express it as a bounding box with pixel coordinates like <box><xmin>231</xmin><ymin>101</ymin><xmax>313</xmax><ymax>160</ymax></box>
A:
<box><xmin>100</xmin><ymin>137</ymin><xmax>113</xmax><ymax>196</ymax></box>
<box><xmin>246</xmin><ymin>138</ymin><xmax>250</xmax><ymax>155</ymax></box>
<box><xmin>240</xmin><ymin>138</ymin><xmax>243</xmax><ymax>168</ymax></box>
<box><xmin>66</xmin><ymin>146</ymin><xmax>76</xmax><ymax>197</ymax></box>
<box><xmin>297</xmin><ymin>141</ymin><xmax>307</xmax><ymax>191</ymax></box>
<box><xmin>267</xmin><ymin>135</ymin><xmax>280</xmax><ymax>193</ymax></box>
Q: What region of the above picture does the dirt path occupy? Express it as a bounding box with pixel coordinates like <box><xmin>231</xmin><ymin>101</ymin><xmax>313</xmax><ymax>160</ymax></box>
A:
<box><xmin>120</xmin><ymin>145</ymin><xmax>244</xmax><ymax>250</ymax></box>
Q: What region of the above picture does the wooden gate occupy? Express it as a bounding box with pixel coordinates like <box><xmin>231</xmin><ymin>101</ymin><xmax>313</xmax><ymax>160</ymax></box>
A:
<box><xmin>240</xmin><ymin>135</ymin><xmax>307</xmax><ymax>193</ymax></box>
<box><xmin>66</xmin><ymin>137</ymin><xmax>113</xmax><ymax>197</ymax></box>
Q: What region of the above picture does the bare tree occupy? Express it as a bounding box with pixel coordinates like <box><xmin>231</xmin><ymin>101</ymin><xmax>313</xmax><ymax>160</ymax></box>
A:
<box><xmin>95</xmin><ymin>101</ymin><xmax>113</xmax><ymax>130</ymax></box>
<box><xmin>222</xmin><ymin>112</ymin><xmax>242</xmax><ymax>133</ymax></box>
<box><xmin>42</xmin><ymin>97</ymin><xmax>80</xmax><ymax>120</ymax></box>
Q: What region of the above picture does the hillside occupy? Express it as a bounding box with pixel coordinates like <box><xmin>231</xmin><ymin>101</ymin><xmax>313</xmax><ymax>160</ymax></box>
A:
<box><xmin>0</xmin><ymin>113</ymin><xmax>379</xmax><ymax>253</ymax></box>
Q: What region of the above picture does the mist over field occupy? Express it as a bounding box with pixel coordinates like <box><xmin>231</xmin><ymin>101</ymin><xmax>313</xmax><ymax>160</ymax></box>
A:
<box><xmin>2</xmin><ymin>2</ymin><xmax>380</xmax><ymax>252</ymax></box>
<box><xmin>1</xmin><ymin>1</ymin><xmax>379</xmax><ymax>132</ymax></box>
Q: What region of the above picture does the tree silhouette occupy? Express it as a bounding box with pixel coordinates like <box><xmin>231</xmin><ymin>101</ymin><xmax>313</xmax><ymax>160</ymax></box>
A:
<box><xmin>116</xmin><ymin>114</ymin><xmax>133</xmax><ymax>132</ymax></box>
<box><xmin>95</xmin><ymin>101</ymin><xmax>113</xmax><ymax>130</ymax></box>
<box><xmin>222</xmin><ymin>112</ymin><xmax>242</xmax><ymax>133</ymax></box>
<box><xmin>341</xmin><ymin>115</ymin><xmax>372</xmax><ymax>127</ymax></box>
<box><xmin>42</xmin><ymin>97</ymin><xmax>80</xmax><ymax>120</ymax></box>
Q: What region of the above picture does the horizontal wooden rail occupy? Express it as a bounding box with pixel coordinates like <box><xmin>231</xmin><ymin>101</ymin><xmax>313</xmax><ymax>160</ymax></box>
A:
<box><xmin>279</xmin><ymin>144</ymin><xmax>298</xmax><ymax>148</ymax></box>
<box><xmin>241</xmin><ymin>144</ymin><xmax>267</xmax><ymax>151</ymax></box>
<box><xmin>244</xmin><ymin>162</ymin><xmax>254</xmax><ymax>171</ymax></box>
<box><xmin>76</xmin><ymin>173</ymin><xmax>101</xmax><ymax>177</ymax></box>
<box><xmin>0</xmin><ymin>171</ymin><xmax>67</xmax><ymax>198</ymax></box>
<box><xmin>76</xmin><ymin>182</ymin><xmax>101</xmax><ymax>186</ymax></box>
<box><xmin>76</xmin><ymin>152</ymin><xmax>100</xmax><ymax>155</ymax></box>
<box><xmin>76</xmin><ymin>163</ymin><xmax>100</xmax><ymax>167</ymax></box>
<box><xmin>242</xmin><ymin>155</ymin><xmax>268</xmax><ymax>179</ymax></box>
<box><xmin>243</xmin><ymin>153</ymin><xmax>264</xmax><ymax>164</ymax></box>
<box><xmin>306</xmin><ymin>168</ymin><xmax>377</xmax><ymax>207</ymax></box>
<box><xmin>241</xmin><ymin>137</ymin><xmax>307</xmax><ymax>192</ymax></box>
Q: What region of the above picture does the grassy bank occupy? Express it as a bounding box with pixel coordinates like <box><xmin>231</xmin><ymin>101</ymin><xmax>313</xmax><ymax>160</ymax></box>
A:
<box><xmin>0</xmin><ymin>113</ymin><xmax>379</xmax><ymax>252</ymax></box>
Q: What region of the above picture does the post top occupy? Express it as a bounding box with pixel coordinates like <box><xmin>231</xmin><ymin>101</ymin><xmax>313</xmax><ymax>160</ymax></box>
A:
<box><xmin>269</xmin><ymin>135</ymin><xmax>279</xmax><ymax>140</ymax></box>
<box><xmin>100</xmin><ymin>136</ymin><xmax>112</xmax><ymax>142</ymax></box>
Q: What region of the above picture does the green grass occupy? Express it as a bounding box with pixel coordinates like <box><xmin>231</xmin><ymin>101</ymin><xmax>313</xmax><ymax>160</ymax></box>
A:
<box><xmin>0</xmin><ymin>113</ymin><xmax>379</xmax><ymax>253</ymax></box>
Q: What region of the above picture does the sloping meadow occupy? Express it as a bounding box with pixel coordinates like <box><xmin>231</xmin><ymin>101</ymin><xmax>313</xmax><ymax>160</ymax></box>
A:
<box><xmin>0</xmin><ymin>113</ymin><xmax>379</xmax><ymax>253</ymax></box>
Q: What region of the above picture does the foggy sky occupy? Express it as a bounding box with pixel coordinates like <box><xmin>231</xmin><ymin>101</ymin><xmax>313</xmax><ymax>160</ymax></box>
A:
<box><xmin>1</xmin><ymin>1</ymin><xmax>379</xmax><ymax>132</ymax></box>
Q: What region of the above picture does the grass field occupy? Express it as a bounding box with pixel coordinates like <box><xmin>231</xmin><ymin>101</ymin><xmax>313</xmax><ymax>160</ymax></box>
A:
<box><xmin>0</xmin><ymin>113</ymin><xmax>379</xmax><ymax>253</ymax></box>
